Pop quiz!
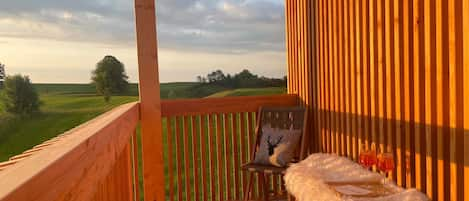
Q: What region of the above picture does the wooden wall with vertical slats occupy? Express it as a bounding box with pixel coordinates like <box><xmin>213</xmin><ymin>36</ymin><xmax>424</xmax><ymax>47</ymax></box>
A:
<box><xmin>286</xmin><ymin>0</ymin><xmax>468</xmax><ymax>200</ymax></box>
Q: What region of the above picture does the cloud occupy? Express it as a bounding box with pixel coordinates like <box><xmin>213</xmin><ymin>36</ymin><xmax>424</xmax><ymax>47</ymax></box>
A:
<box><xmin>0</xmin><ymin>0</ymin><xmax>285</xmax><ymax>54</ymax></box>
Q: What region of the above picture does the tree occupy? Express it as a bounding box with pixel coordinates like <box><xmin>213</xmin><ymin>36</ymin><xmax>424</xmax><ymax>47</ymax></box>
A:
<box><xmin>207</xmin><ymin>69</ymin><xmax>225</xmax><ymax>83</ymax></box>
<box><xmin>91</xmin><ymin>56</ymin><xmax>129</xmax><ymax>102</ymax></box>
<box><xmin>0</xmin><ymin>63</ymin><xmax>5</xmax><ymax>88</ymax></box>
<box><xmin>0</xmin><ymin>74</ymin><xmax>40</xmax><ymax>114</ymax></box>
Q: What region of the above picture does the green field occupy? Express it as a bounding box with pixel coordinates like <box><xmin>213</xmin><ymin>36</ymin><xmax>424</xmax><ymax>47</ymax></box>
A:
<box><xmin>0</xmin><ymin>82</ymin><xmax>200</xmax><ymax>161</ymax></box>
<box><xmin>0</xmin><ymin>83</ymin><xmax>285</xmax><ymax>200</ymax></box>
<box><xmin>0</xmin><ymin>83</ymin><xmax>285</xmax><ymax>162</ymax></box>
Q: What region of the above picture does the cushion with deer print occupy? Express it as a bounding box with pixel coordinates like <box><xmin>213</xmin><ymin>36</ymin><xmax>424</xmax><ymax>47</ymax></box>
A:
<box><xmin>252</xmin><ymin>125</ymin><xmax>302</xmax><ymax>167</ymax></box>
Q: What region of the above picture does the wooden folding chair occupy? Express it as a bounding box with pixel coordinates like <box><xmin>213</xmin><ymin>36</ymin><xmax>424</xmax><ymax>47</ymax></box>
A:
<box><xmin>240</xmin><ymin>106</ymin><xmax>308</xmax><ymax>201</ymax></box>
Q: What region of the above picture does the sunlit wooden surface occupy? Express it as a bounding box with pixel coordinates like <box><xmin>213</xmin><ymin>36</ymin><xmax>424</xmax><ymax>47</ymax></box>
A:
<box><xmin>161</xmin><ymin>95</ymin><xmax>299</xmax><ymax>201</ymax></box>
<box><xmin>286</xmin><ymin>0</ymin><xmax>468</xmax><ymax>200</ymax></box>
<box><xmin>0</xmin><ymin>103</ymin><xmax>140</xmax><ymax>201</ymax></box>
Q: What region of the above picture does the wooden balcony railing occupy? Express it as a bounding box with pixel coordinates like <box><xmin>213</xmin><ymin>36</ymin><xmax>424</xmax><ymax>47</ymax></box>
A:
<box><xmin>160</xmin><ymin>95</ymin><xmax>299</xmax><ymax>201</ymax></box>
<box><xmin>0</xmin><ymin>102</ymin><xmax>140</xmax><ymax>201</ymax></box>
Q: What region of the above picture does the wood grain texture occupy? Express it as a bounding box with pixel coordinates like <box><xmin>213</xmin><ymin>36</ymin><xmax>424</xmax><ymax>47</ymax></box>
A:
<box><xmin>134</xmin><ymin>0</ymin><xmax>165</xmax><ymax>200</ymax></box>
<box><xmin>287</xmin><ymin>0</ymin><xmax>467</xmax><ymax>200</ymax></box>
<box><xmin>0</xmin><ymin>103</ymin><xmax>139</xmax><ymax>201</ymax></box>
<box><xmin>160</xmin><ymin>95</ymin><xmax>299</xmax><ymax>201</ymax></box>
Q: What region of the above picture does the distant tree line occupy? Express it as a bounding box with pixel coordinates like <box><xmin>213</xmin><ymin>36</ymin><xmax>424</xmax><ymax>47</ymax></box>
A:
<box><xmin>196</xmin><ymin>69</ymin><xmax>287</xmax><ymax>89</ymax></box>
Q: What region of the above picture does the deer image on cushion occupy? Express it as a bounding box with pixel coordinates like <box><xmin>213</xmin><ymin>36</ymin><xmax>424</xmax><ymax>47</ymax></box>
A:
<box><xmin>267</xmin><ymin>136</ymin><xmax>283</xmax><ymax>155</ymax></box>
<box><xmin>253</xmin><ymin>111</ymin><xmax>302</xmax><ymax>167</ymax></box>
<box><xmin>240</xmin><ymin>107</ymin><xmax>307</xmax><ymax>201</ymax></box>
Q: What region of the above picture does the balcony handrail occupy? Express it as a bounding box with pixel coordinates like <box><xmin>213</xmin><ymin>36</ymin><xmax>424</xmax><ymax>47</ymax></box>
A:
<box><xmin>160</xmin><ymin>94</ymin><xmax>300</xmax><ymax>201</ymax></box>
<box><xmin>0</xmin><ymin>102</ymin><xmax>140</xmax><ymax>201</ymax></box>
<box><xmin>161</xmin><ymin>94</ymin><xmax>300</xmax><ymax>116</ymax></box>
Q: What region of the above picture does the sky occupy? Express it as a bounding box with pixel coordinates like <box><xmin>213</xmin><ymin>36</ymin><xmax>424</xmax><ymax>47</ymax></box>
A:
<box><xmin>0</xmin><ymin>0</ymin><xmax>286</xmax><ymax>83</ymax></box>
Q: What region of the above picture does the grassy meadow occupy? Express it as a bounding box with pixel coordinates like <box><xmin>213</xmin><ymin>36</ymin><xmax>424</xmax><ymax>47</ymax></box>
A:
<box><xmin>0</xmin><ymin>83</ymin><xmax>285</xmax><ymax>161</ymax></box>
<box><xmin>0</xmin><ymin>82</ymin><xmax>199</xmax><ymax>161</ymax></box>
<box><xmin>0</xmin><ymin>83</ymin><xmax>285</xmax><ymax>201</ymax></box>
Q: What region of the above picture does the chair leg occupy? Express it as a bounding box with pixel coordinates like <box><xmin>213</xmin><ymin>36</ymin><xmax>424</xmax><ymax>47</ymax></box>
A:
<box><xmin>244</xmin><ymin>172</ymin><xmax>254</xmax><ymax>201</ymax></box>
<box><xmin>259</xmin><ymin>173</ymin><xmax>269</xmax><ymax>201</ymax></box>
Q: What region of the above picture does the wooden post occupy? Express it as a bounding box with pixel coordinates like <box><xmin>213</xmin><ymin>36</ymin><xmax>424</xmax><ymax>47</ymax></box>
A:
<box><xmin>286</xmin><ymin>1</ymin><xmax>317</xmax><ymax>153</ymax></box>
<box><xmin>134</xmin><ymin>0</ymin><xmax>165</xmax><ymax>201</ymax></box>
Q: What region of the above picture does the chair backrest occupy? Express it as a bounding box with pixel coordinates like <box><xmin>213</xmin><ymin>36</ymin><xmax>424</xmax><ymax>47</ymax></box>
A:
<box><xmin>250</xmin><ymin>106</ymin><xmax>308</xmax><ymax>163</ymax></box>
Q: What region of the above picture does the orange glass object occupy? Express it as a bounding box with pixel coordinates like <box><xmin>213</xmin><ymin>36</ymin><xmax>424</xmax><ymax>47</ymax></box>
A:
<box><xmin>359</xmin><ymin>145</ymin><xmax>377</xmax><ymax>168</ymax></box>
<box><xmin>377</xmin><ymin>153</ymin><xmax>395</xmax><ymax>173</ymax></box>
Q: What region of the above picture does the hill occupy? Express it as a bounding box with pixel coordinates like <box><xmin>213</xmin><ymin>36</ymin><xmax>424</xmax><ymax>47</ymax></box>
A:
<box><xmin>207</xmin><ymin>87</ymin><xmax>286</xmax><ymax>98</ymax></box>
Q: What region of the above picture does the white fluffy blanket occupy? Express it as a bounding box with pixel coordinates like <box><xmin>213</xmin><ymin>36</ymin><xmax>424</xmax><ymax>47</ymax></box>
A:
<box><xmin>284</xmin><ymin>153</ymin><xmax>429</xmax><ymax>201</ymax></box>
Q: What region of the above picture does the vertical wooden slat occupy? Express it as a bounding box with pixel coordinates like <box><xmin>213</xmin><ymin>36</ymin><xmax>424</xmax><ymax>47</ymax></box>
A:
<box><xmin>175</xmin><ymin>117</ymin><xmax>183</xmax><ymax>201</ymax></box>
<box><xmin>231</xmin><ymin>114</ymin><xmax>241</xmax><ymax>200</ymax></box>
<box><xmin>331</xmin><ymin>0</ymin><xmax>337</xmax><ymax>155</ymax></box>
<box><xmin>349</xmin><ymin>0</ymin><xmax>358</xmax><ymax>160</ymax></box>
<box><xmin>287</xmin><ymin>0</ymin><xmax>467</xmax><ymax>199</ymax></box>
<box><xmin>239</xmin><ymin>113</ymin><xmax>248</xmax><ymax>197</ymax></box>
<box><xmin>338</xmin><ymin>0</ymin><xmax>346</xmax><ymax>156</ymax></box>
<box><xmin>325</xmin><ymin>0</ymin><xmax>332</xmax><ymax>154</ymax></box>
<box><xmin>183</xmin><ymin>117</ymin><xmax>191</xmax><ymax>201</ymax></box>
<box><xmin>384</xmin><ymin>0</ymin><xmax>391</xmax><ymax>153</ymax></box>
<box><xmin>423</xmin><ymin>0</ymin><xmax>434</xmax><ymax>197</ymax></box>
<box><xmin>134</xmin><ymin>0</ymin><xmax>164</xmax><ymax>200</ymax></box>
<box><xmin>200</xmin><ymin>116</ymin><xmax>208</xmax><ymax>201</ymax></box>
<box><xmin>463</xmin><ymin>0</ymin><xmax>469</xmax><ymax>200</ymax></box>
<box><xmin>208</xmin><ymin>115</ymin><xmax>216</xmax><ymax>201</ymax></box>
<box><xmin>216</xmin><ymin>114</ymin><xmax>225</xmax><ymax>201</ymax></box>
<box><xmin>166</xmin><ymin>118</ymin><xmax>175</xmax><ymax>201</ymax></box>
<box><xmin>356</xmin><ymin>0</ymin><xmax>363</xmax><ymax>154</ymax></box>
<box><xmin>191</xmin><ymin>116</ymin><xmax>200</xmax><ymax>201</ymax></box>
<box><xmin>223</xmin><ymin>114</ymin><xmax>232</xmax><ymax>200</ymax></box>
<box><xmin>319</xmin><ymin>0</ymin><xmax>326</xmax><ymax>153</ymax></box>
<box><xmin>362</xmin><ymin>0</ymin><xmax>371</xmax><ymax>149</ymax></box>
<box><xmin>435</xmin><ymin>0</ymin><xmax>444</xmax><ymax>199</ymax></box>
<box><xmin>343</xmin><ymin>0</ymin><xmax>351</xmax><ymax>158</ymax></box>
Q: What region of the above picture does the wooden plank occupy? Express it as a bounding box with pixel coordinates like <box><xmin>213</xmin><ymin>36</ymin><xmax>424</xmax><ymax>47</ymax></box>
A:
<box><xmin>362</xmin><ymin>0</ymin><xmax>371</xmax><ymax>149</ymax></box>
<box><xmin>183</xmin><ymin>116</ymin><xmax>191</xmax><ymax>201</ymax></box>
<box><xmin>174</xmin><ymin>117</ymin><xmax>183</xmax><ymax>201</ymax></box>
<box><xmin>387</xmin><ymin>0</ymin><xmax>398</xmax><ymax>182</ymax></box>
<box><xmin>223</xmin><ymin>114</ymin><xmax>232</xmax><ymax>200</ymax></box>
<box><xmin>200</xmin><ymin>116</ymin><xmax>208</xmax><ymax>201</ymax></box>
<box><xmin>231</xmin><ymin>114</ymin><xmax>241</xmax><ymax>200</ymax></box>
<box><xmin>161</xmin><ymin>95</ymin><xmax>299</xmax><ymax>117</ymax></box>
<box><xmin>449</xmin><ymin>0</ymin><xmax>465</xmax><ymax>199</ymax></box>
<box><xmin>166</xmin><ymin>118</ymin><xmax>175</xmax><ymax>201</ymax></box>
<box><xmin>217</xmin><ymin>114</ymin><xmax>225</xmax><ymax>201</ymax></box>
<box><xmin>461</xmin><ymin>1</ymin><xmax>469</xmax><ymax>201</ymax></box>
<box><xmin>191</xmin><ymin>116</ymin><xmax>200</xmax><ymax>201</ymax></box>
<box><xmin>343</xmin><ymin>0</ymin><xmax>351</xmax><ymax>158</ymax></box>
<box><xmin>356</xmin><ymin>0</ymin><xmax>363</xmax><ymax>155</ymax></box>
<box><xmin>384</xmin><ymin>0</ymin><xmax>392</xmax><ymax>153</ymax></box>
<box><xmin>463</xmin><ymin>0</ymin><xmax>469</xmax><ymax>200</ymax></box>
<box><xmin>338</xmin><ymin>0</ymin><xmax>345</xmax><ymax>156</ymax></box>
<box><xmin>325</xmin><ymin>0</ymin><xmax>332</xmax><ymax>154</ymax></box>
<box><xmin>331</xmin><ymin>0</ymin><xmax>337</xmax><ymax>155</ymax></box>
<box><xmin>424</xmin><ymin>0</ymin><xmax>435</xmax><ymax>197</ymax></box>
<box><xmin>412</xmin><ymin>0</ymin><xmax>425</xmax><ymax>191</ymax></box>
<box><xmin>350</xmin><ymin>0</ymin><xmax>357</xmax><ymax>160</ymax></box>
<box><xmin>134</xmin><ymin>0</ymin><xmax>164</xmax><ymax>200</ymax></box>
<box><xmin>0</xmin><ymin>103</ymin><xmax>139</xmax><ymax>201</ymax></box>
<box><xmin>208</xmin><ymin>115</ymin><xmax>216</xmax><ymax>201</ymax></box>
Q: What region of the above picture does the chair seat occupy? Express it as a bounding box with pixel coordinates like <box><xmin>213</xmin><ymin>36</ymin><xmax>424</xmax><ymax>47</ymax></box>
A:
<box><xmin>241</xmin><ymin>163</ymin><xmax>287</xmax><ymax>174</ymax></box>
